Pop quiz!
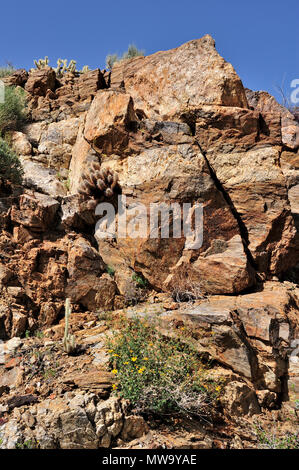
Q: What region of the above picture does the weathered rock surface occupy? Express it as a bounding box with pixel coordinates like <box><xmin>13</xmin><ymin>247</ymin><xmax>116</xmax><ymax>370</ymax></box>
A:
<box><xmin>245</xmin><ymin>88</ymin><xmax>299</xmax><ymax>150</ymax></box>
<box><xmin>6</xmin><ymin>131</ymin><xmax>32</xmax><ymax>156</ymax></box>
<box><xmin>20</xmin><ymin>159</ymin><xmax>67</xmax><ymax>197</ymax></box>
<box><xmin>0</xmin><ymin>36</ymin><xmax>298</xmax><ymax>449</ymax></box>
<box><xmin>205</xmin><ymin>146</ymin><xmax>298</xmax><ymax>274</ymax></box>
<box><xmin>111</xmin><ymin>35</ymin><xmax>248</xmax><ymax>119</ymax></box>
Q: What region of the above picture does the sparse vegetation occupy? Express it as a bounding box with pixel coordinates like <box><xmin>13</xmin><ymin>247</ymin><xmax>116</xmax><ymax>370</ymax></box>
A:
<box><xmin>105</xmin><ymin>44</ymin><xmax>145</xmax><ymax>70</ymax></box>
<box><xmin>0</xmin><ymin>65</ymin><xmax>15</xmax><ymax>78</ymax></box>
<box><xmin>0</xmin><ymin>137</ymin><xmax>23</xmax><ymax>186</ymax></box>
<box><xmin>132</xmin><ymin>272</ymin><xmax>148</xmax><ymax>289</ymax></box>
<box><xmin>15</xmin><ymin>439</ymin><xmax>39</xmax><ymax>449</ymax></box>
<box><xmin>0</xmin><ymin>86</ymin><xmax>27</xmax><ymax>136</ymax></box>
<box><xmin>254</xmin><ymin>422</ymin><xmax>299</xmax><ymax>449</ymax></box>
<box><xmin>106</xmin><ymin>265</ymin><xmax>115</xmax><ymax>277</ymax></box>
<box><xmin>32</xmin><ymin>57</ymin><xmax>90</xmax><ymax>76</ymax></box>
<box><xmin>107</xmin><ymin>316</ymin><xmax>221</xmax><ymax>417</ymax></box>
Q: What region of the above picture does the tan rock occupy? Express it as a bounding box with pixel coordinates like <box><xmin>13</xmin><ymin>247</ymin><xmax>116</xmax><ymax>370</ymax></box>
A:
<box><xmin>0</xmin><ymin>264</ymin><xmax>13</xmax><ymax>285</ymax></box>
<box><xmin>38</xmin><ymin>117</ymin><xmax>81</xmax><ymax>169</ymax></box>
<box><xmin>11</xmin><ymin>311</ymin><xmax>27</xmax><ymax>337</ymax></box>
<box><xmin>121</xmin><ymin>415</ymin><xmax>149</xmax><ymax>441</ymax></box>
<box><xmin>84</xmin><ymin>89</ymin><xmax>137</xmax><ymax>154</ymax></box>
<box><xmin>77</xmin><ymin>69</ymin><xmax>107</xmax><ymax>100</ymax></box>
<box><xmin>111</xmin><ymin>35</ymin><xmax>248</xmax><ymax>119</ymax></box>
<box><xmin>6</xmin><ymin>131</ymin><xmax>32</xmax><ymax>156</ymax></box>
<box><xmin>206</xmin><ymin>146</ymin><xmax>298</xmax><ymax>274</ymax></box>
<box><xmin>23</xmin><ymin>122</ymin><xmax>47</xmax><ymax>147</ymax></box>
<box><xmin>220</xmin><ymin>381</ymin><xmax>261</xmax><ymax>416</ymax></box>
<box><xmin>195</xmin><ymin>105</ymin><xmax>281</xmax><ymax>152</ymax></box>
<box><xmin>246</xmin><ymin>89</ymin><xmax>299</xmax><ymax>150</ymax></box>
<box><xmin>25</xmin><ymin>67</ymin><xmax>56</xmax><ymax>97</ymax></box>
<box><xmin>2</xmin><ymin>69</ymin><xmax>28</xmax><ymax>87</ymax></box>
<box><xmin>69</xmin><ymin>123</ymin><xmax>92</xmax><ymax>193</ymax></box>
<box><xmin>20</xmin><ymin>159</ymin><xmax>67</xmax><ymax>197</ymax></box>
<box><xmin>10</xmin><ymin>192</ymin><xmax>60</xmax><ymax>231</ymax></box>
<box><xmin>96</xmin><ymin>144</ymin><xmax>254</xmax><ymax>295</ymax></box>
<box><xmin>66</xmin><ymin>237</ymin><xmax>116</xmax><ymax>310</ymax></box>
<box><xmin>38</xmin><ymin>302</ymin><xmax>63</xmax><ymax>327</ymax></box>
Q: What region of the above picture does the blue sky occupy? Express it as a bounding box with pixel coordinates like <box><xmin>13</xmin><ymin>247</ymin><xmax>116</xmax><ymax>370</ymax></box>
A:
<box><xmin>1</xmin><ymin>0</ymin><xmax>298</xmax><ymax>103</ymax></box>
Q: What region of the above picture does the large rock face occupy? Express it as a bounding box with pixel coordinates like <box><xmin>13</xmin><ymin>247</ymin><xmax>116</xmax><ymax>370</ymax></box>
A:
<box><xmin>110</xmin><ymin>35</ymin><xmax>248</xmax><ymax>119</ymax></box>
<box><xmin>0</xmin><ymin>34</ymin><xmax>298</xmax><ymax>320</ymax></box>
<box><xmin>0</xmin><ymin>39</ymin><xmax>299</xmax><ymax>448</ymax></box>
<box><xmin>205</xmin><ymin>146</ymin><xmax>298</xmax><ymax>273</ymax></box>
<box><xmin>68</xmin><ymin>35</ymin><xmax>298</xmax><ymax>290</ymax></box>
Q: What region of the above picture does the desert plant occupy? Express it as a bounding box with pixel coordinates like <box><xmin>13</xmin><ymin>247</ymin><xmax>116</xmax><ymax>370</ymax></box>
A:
<box><xmin>105</xmin><ymin>54</ymin><xmax>119</xmax><ymax>71</ymax></box>
<box><xmin>32</xmin><ymin>57</ymin><xmax>89</xmax><ymax>77</ymax></box>
<box><xmin>106</xmin><ymin>265</ymin><xmax>115</xmax><ymax>277</ymax></box>
<box><xmin>0</xmin><ymin>137</ymin><xmax>23</xmax><ymax>185</ymax></box>
<box><xmin>0</xmin><ymin>65</ymin><xmax>15</xmax><ymax>78</ymax></box>
<box><xmin>254</xmin><ymin>422</ymin><xmax>299</xmax><ymax>449</ymax></box>
<box><xmin>0</xmin><ymin>86</ymin><xmax>27</xmax><ymax>135</ymax></box>
<box><xmin>54</xmin><ymin>58</ymin><xmax>77</xmax><ymax>76</ymax></box>
<box><xmin>15</xmin><ymin>439</ymin><xmax>39</xmax><ymax>449</ymax></box>
<box><xmin>62</xmin><ymin>298</ymin><xmax>76</xmax><ymax>354</ymax></box>
<box><xmin>132</xmin><ymin>273</ymin><xmax>148</xmax><ymax>289</ymax></box>
<box><xmin>34</xmin><ymin>56</ymin><xmax>49</xmax><ymax>69</ymax></box>
<box><xmin>122</xmin><ymin>44</ymin><xmax>145</xmax><ymax>60</ymax></box>
<box><xmin>80</xmin><ymin>65</ymin><xmax>91</xmax><ymax>74</ymax></box>
<box><xmin>78</xmin><ymin>160</ymin><xmax>119</xmax><ymax>203</ymax></box>
<box><xmin>105</xmin><ymin>44</ymin><xmax>144</xmax><ymax>70</ymax></box>
<box><xmin>106</xmin><ymin>316</ymin><xmax>221</xmax><ymax>416</ymax></box>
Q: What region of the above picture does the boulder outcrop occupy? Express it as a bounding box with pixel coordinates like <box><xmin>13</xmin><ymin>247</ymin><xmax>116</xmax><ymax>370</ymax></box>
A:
<box><xmin>0</xmin><ymin>36</ymin><xmax>298</xmax><ymax>449</ymax></box>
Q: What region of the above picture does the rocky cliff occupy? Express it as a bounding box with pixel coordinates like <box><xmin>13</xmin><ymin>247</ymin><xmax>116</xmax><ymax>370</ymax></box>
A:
<box><xmin>0</xmin><ymin>35</ymin><xmax>298</xmax><ymax>449</ymax></box>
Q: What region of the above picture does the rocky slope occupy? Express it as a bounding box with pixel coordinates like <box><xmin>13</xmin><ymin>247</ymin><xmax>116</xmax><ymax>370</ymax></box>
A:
<box><xmin>0</xmin><ymin>35</ymin><xmax>298</xmax><ymax>448</ymax></box>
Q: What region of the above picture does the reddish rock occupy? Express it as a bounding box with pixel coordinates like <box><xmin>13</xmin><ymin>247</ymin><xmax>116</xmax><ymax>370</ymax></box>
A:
<box><xmin>246</xmin><ymin>88</ymin><xmax>299</xmax><ymax>150</ymax></box>
<box><xmin>2</xmin><ymin>69</ymin><xmax>28</xmax><ymax>87</ymax></box>
<box><xmin>77</xmin><ymin>69</ymin><xmax>107</xmax><ymax>100</ymax></box>
<box><xmin>11</xmin><ymin>192</ymin><xmax>59</xmax><ymax>231</ymax></box>
<box><xmin>84</xmin><ymin>89</ymin><xmax>137</xmax><ymax>154</ymax></box>
<box><xmin>111</xmin><ymin>35</ymin><xmax>248</xmax><ymax>119</ymax></box>
<box><xmin>25</xmin><ymin>67</ymin><xmax>56</xmax><ymax>97</ymax></box>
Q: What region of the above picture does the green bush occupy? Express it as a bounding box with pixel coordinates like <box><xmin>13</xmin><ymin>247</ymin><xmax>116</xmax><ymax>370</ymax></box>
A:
<box><xmin>105</xmin><ymin>54</ymin><xmax>119</xmax><ymax>71</ymax></box>
<box><xmin>0</xmin><ymin>66</ymin><xmax>15</xmax><ymax>78</ymax></box>
<box><xmin>105</xmin><ymin>44</ymin><xmax>144</xmax><ymax>70</ymax></box>
<box><xmin>122</xmin><ymin>44</ymin><xmax>145</xmax><ymax>60</ymax></box>
<box><xmin>107</xmin><ymin>317</ymin><xmax>221</xmax><ymax>416</ymax></box>
<box><xmin>0</xmin><ymin>137</ymin><xmax>23</xmax><ymax>185</ymax></box>
<box><xmin>106</xmin><ymin>265</ymin><xmax>115</xmax><ymax>277</ymax></box>
<box><xmin>132</xmin><ymin>272</ymin><xmax>148</xmax><ymax>289</ymax></box>
<box><xmin>0</xmin><ymin>86</ymin><xmax>27</xmax><ymax>135</ymax></box>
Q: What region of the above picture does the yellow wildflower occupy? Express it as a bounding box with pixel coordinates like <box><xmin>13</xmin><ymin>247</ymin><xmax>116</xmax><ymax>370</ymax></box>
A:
<box><xmin>124</xmin><ymin>361</ymin><xmax>129</xmax><ymax>365</ymax></box>
<box><xmin>111</xmin><ymin>369</ymin><xmax>118</xmax><ymax>375</ymax></box>
<box><xmin>131</xmin><ymin>357</ymin><xmax>137</xmax><ymax>362</ymax></box>
<box><xmin>143</xmin><ymin>357</ymin><xmax>149</xmax><ymax>361</ymax></box>
<box><xmin>112</xmin><ymin>384</ymin><xmax>117</xmax><ymax>390</ymax></box>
